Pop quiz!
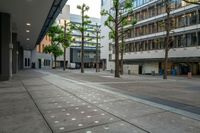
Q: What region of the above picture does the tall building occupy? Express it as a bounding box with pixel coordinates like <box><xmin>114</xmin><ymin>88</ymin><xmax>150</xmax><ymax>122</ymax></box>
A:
<box><xmin>69</xmin><ymin>14</ymin><xmax>100</xmax><ymax>68</ymax></box>
<box><xmin>101</xmin><ymin>0</ymin><xmax>114</xmax><ymax>70</ymax></box>
<box><xmin>55</xmin><ymin>6</ymin><xmax>100</xmax><ymax>68</ymax></box>
<box><xmin>34</xmin><ymin>4</ymin><xmax>101</xmax><ymax>69</ymax></box>
<box><xmin>101</xmin><ymin>0</ymin><xmax>200</xmax><ymax>75</ymax></box>
<box><xmin>27</xmin><ymin>35</ymin><xmax>52</xmax><ymax>69</ymax></box>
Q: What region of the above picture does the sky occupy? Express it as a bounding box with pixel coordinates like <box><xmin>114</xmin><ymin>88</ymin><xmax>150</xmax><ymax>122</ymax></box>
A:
<box><xmin>66</xmin><ymin>0</ymin><xmax>101</xmax><ymax>18</ymax></box>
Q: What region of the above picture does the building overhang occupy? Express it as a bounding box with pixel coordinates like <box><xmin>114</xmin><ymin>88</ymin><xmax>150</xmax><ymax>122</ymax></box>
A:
<box><xmin>36</xmin><ymin>0</ymin><xmax>68</xmax><ymax>45</ymax></box>
<box><xmin>0</xmin><ymin>0</ymin><xmax>68</xmax><ymax>50</ymax></box>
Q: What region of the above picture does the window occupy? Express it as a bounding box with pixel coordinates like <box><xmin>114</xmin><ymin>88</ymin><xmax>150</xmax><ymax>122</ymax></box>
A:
<box><xmin>199</xmin><ymin>10</ymin><xmax>200</xmax><ymax>24</ymax></box>
<box><xmin>25</xmin><ymin>58</ymin><xmax>27</xmax><ymax>66</ymax></box>
<box><xmin>177</xmin><ymin>35</ymin><xmax>182</xmax><ymax>47</ymax></box>
<box><xmin>101</xmin><ymin>0</ymin><xmax>106</xmax><ymax>6</ymax></box>
<box><xmin>181</xmin><ymin>35</ymin><xmax>187</xmax><ymax>47</ymax></box>
<box><xmin>190</xmin><ymin>12</ymin><xmax>197</xmax><ymax>25</ymax></box>
<box><xmin>44</xmin><ymin>59</ymin><xmax>50</xmax><ymax>66</ymax></box>
<box><xmin>185</xmin><ymin>12</ymin><xmax>197</xmax><ymax>26</ymax></box>
<box><xmin>175</xmin><ymin>0</ymin><xmax>182</xmax><ymax>8</ymax></box>
<box><xmin>191</xmin><ymin>32</ymin><xmax>197</xmax><ymax>46</ymax></box>
<box><xmin>28</xmin><ymin>58</ymin><xmax>30</xmax><ymax>66</ymax></box>
<box><xmin>198</xmin><ymin>32</ymin><xmax>200</xmax><ymax>46</ymax></box>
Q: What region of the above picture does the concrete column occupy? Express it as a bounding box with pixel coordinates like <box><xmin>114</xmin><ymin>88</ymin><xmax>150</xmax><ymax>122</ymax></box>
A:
<box><xmin>18</xmin><ymin>46</ymin><xmax>24</xmax><ymax>70</ymax></box>
<box><xmin>196</xmin><ymin>9</ymin><xmax>199</xmax><ymax>24</ymax></box>
<box><xmin>0</xmin><ymin>13</ymin><xmax>12</xmax><ymax>81</ymax></box>
<box><xmin>12</xmin><ymin>33</ymin><xmax>18</xmax><ymax>74</ymax></box>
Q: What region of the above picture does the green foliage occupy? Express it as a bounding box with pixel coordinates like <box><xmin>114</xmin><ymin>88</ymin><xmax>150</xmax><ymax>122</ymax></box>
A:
<box><xmin>101</xmin><ymin>0</ymin><xmax>136</xmax><ymax>34</ymax></box>
<box><xmin>48</xmin><ymin>22</ymin><xmax>74</xmax><ymax>49</ymax></box>
<box><xmin>43</xmin><ymin>44</ymin><xmax>63</xmax><ymax>58</ymax></box>
<box><xmin>131</xmin><ymin>18</ymin><xmax>137</xmax><ymax>26</ymax></box>
<box><xmin>72</xmin><ymin>3</ymin><xmax>91</xmax><ymax>33</ymax></box>
<box><xmin>109</xmin><ymin>31</ymin><xmax>115</xmax><ymax>40</ymax></box>
<box><xmin>101</xmin><ymin>0</ymin><xmax>137</xmax><ymax>77</ymax></box>
<box><xmin>61</xmin><ymin>23</ymin><xmax>74</xmax><ymax>48</ymax></box>
<box><xmin>47</xmin><ymin>24</ymin><xmax>63</xmax><ymax>43</ymax></box>
<box><xmin>124</xmin><ymin>0</ymin><xmax>133</xmax><ymax>8</ymax></box>
<box><xmin>73</xmin><ymin>3</ymin><xmax>91</xmax><ymax>73</ymax></box>
<box><xmin>101</xmin><ymin>0</ymin><xmax>137</xmax><ymax>41</ymax></box>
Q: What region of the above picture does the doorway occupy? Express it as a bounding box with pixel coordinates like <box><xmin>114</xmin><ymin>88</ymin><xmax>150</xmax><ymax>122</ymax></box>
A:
<box><xmin>38</xmin><ymin>59</ymin><xmax>41</xmax><ymax>69</ymax></box>
<box><xmin>139</xmin><ymin>65</ymin><xmax>143</xmax><ymax>74</ymax></box>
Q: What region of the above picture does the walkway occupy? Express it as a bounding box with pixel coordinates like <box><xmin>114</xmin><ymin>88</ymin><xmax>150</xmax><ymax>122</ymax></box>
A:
<box><xmin>0</xmin><ymin>70</ymin><xmax>199</xmax><ymax>133</ymax></box>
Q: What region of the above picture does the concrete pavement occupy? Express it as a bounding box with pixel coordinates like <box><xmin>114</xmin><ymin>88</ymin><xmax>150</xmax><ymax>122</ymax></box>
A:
<box><xmin>0</xmin><ymin>69</ymin><xmax>200</xmax><ymax>133</ymax></box>
<box><xmin>49</xmin><ymin>69</ymin><xmax>200</xmax><ymax>114</ymax></box>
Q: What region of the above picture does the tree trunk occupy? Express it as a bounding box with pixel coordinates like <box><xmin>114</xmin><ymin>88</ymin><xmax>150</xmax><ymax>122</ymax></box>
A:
<box><xmin>54</xmin><ymin>56</ymin><xmax>57</xmax><ymax>69</ymax></box>
<box><xmin>63</xmin><ymin>20</ymin><xmax>67</xmax><ymax>71</ymax></box>
<box><xmin>81</xmin><ymin>32</ymin><xmax>84</xmax><ymax>73</ymax></box>
<box><xmin>114</xmin><ymin>1</ymin><xmax>120</xmax><ymax>78</ymax></box>
<box><xmin>63</xmin><ymin>48</ymin><xmax>66</xmax><ymax>71</ymax></box>
<box><xmin>96</xmin><ymin>31</ymin><xmax>100</xmax><ymax>72</ymax></box>
<box><xmin>163</xmin><ymin>0</ymin><xmax>170</xmax><ymax>80</ymax></box>
<box><xmin>120</xmin><ymin>26</ymin><xmax>124</xmax><ymax>75</ymax></box>
<box><xmin>81</xmin><ymin>11</ymin><xmax>84</xmax><ymax>73</ymax></box>
<box><xmin>120</xmin><ymin>46</ymin><xmax>124</xmax><ymax>75</ymax></box>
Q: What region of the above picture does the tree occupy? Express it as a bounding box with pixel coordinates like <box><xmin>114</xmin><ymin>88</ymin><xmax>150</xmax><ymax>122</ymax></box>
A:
<box><xmin>58</xmin><ymin>21</ymin><xmax>73</xmax><ymax>71</ymax></box>
<box><xmin>72</xmin><ymin>3</ymin><xmax>91</xmax><ymax>73</ymax></box>
<box><xmin>101</xmin><ymin>0</ymin><xmax>135</xmax><ymax>78</ymax></box>
<box><xmin>43</xmin><ymin>44</ymin><xmax>63</xmax><ymax>68</ymax></box>
<box><xmin>161</xmin><ymin>0</ymin><xmax>199</xmax><ymax>79</ymax></box>
<box><xmin>183</xmin><ymin>0</ymin><xmax>200</xmax><ymax>5</ymax></box>
<box><xmin>119</xmin><ymin>16</ymin><xmax>137</xmax><ymax>75</ymax></box>
<box><xmin>94</xmin><ymin>23</ymin><xmax>104</xmax><ymax>72</ymax></box>
<box><xmin>47</xmin><ymin>24</ymin><xmax>63</xmax><ymax>45</ymax></box>
<box><xmin>46</xmin><ymin>24</ymin><xmax>64</xmax><ymax>68</ymax></box>
<box><xmin>161</xmin><ymin>0</ymin><xmax>173</xmax><ymax>79</ymax></box>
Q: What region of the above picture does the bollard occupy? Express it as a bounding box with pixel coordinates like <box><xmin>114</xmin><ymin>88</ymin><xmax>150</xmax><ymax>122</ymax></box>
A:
<box><xmin>188</xmin><ymin>72</ymin><xmax>192</xmax><ymax>79</ymax></box>
<box><xmin>128</xmin><ymin>70</ymin><xmax>131</xmax><ymax>75</ymax></box>
<box><xmin>111</xmin><ymin>69</ymin><xmax>113</xmax><ymax>73</ymax></box>
<box><xmin>151</xmin><ymin>71</ymin><xmax>155</xmax><ymax>76</ymax></box>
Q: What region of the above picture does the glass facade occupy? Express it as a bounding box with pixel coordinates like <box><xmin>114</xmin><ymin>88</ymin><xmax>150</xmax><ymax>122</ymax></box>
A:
<box><xmin>122</xmin><ymin>1</ymin><xmax>200</xmax><ymax>53</ymax></box>
<box><xmin>133</xmin><ymin>0</ymin><xmax>152</xmax><ymax>8</ymax></box>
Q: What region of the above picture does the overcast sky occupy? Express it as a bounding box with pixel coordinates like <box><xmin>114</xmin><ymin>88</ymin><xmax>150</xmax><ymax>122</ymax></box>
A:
<box><xmin>66</xmin><ymin>0</ymin><xmax>101</xmax><ymax>18</ymax></box>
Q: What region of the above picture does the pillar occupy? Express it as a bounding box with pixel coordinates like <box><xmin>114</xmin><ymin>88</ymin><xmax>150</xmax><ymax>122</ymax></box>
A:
<box><xmin>18</xmin><ymin>45</ymin><xmax>24</xmax><ymax>70</ymax></box>
<box><xmin>0</xmin><ymin>13</ymin><xmax>12</xmax><ymax>81</ymax></box>
<box><xmin>12</xmin><ymin>33</ymin><xmax>18</xmax><ymax>74</ymax></box>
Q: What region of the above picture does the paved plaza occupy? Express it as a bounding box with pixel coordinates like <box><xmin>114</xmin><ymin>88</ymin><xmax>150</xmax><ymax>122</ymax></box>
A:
<box><xmin>0</xmin><ymin>69</ymin><xmax>200</xmax><ymax>133</ymax></box>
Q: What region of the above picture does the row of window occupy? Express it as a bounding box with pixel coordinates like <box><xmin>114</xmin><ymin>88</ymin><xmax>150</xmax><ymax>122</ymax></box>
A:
<box><xmin>44</xmin><ymin>60</ymin><xmax>51</xmax><ymax>66</ymax></box>
<box><xmin>130</xmin><ymin>0</ymin><xmax>192</xmax><ymax>22</ymax></box>
<box><xmin>126</xmin><ymin>10</ymin><xmax>200</xmax><ymax>38</ymax></box>
<box><xmin>134</xmin><ymin>0</ymin><xmax>153</xmax><ymax>8</ymax></box>
<box><xmin>25</xmin><ymin>58</ymin><xmax>30</xmax><ymax>67</ymax></box>
<box><xmin>77</xmin><ymin>52</ymin><xmax>96</xmax><ymax>58</ymax></box>
<box><xmin>123</xmin><ymin>31</ymin><xmax>200</xmax><ymax>53</ymax></box>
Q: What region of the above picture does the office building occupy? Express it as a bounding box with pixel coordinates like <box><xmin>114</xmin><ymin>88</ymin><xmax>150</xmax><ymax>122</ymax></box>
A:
<box><xmin>101</xmin><ymin>0</ymin><xmax>200</xmax><ymax>75</ymax></box>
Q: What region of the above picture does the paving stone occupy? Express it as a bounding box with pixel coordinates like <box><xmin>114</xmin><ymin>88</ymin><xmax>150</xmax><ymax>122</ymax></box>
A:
<box><xmin>22</xmin><ymin>78</ymin><xmax>50</xmax><ymax>86</ymax></box>
<box><xmin>67</xmin><ymin>121</ymin><xmax>147</xmax><ymax>133</ymax></box>
<box><xmin>97</xmin><ymin>99</ymin><xmax>163</xmax><ymax>120</ymax></box>
<box><xmin>0</xmin><ymin>100</ymin><xmax>38</xmax><ymax>117</ymax></box>
<box><xmin>129</xmin><ymin>112</ymin><xmax>200</xmax><ymax>133</ymax></box>
<box><xmin>0</xmin><ymin>112</ymin><xmax>51</xmax><ymax>133</ymax></box>
<box><xmin>0</xmin><ymin>92</ymin><xmax>31</xmax><ymax>103</ymax></box>
<box><xmin>44</xmin><ymin>104</ymin><xmax>119</xmax><ymax>132</ymax></box>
